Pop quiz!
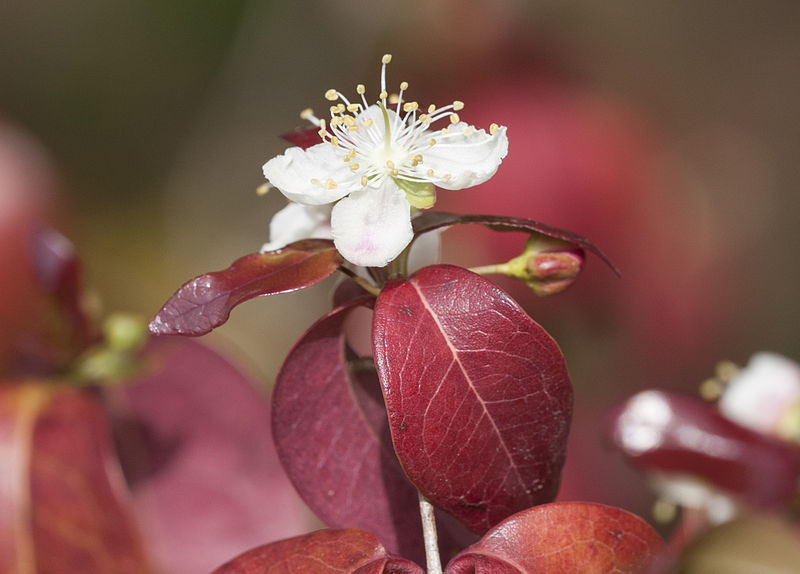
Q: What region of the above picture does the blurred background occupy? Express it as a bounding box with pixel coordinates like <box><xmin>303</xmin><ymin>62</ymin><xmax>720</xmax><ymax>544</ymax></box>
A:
<box><xmin>2</xmin><ymin>0</ymin><xmax>799</xmax><ymax>520</ymax></box>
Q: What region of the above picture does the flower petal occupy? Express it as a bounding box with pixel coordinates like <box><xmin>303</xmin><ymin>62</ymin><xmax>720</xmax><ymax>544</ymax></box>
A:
<box><xmin>331</xmin><ymin>181</ymin><xmax>412</xmax><ymax>267</ymax></box>
<box><xmin>262</xmin><ymin>144</ymin><xmax>360</xmax><ymax>205</ymax></box>
<box><xmin>423</xmin><ymin>123</ymin><xmax>508</xmax><ymax>190</ymax></box>
<box><xmin>261</xmin><ymin>202</ymin><xmax>332</xmax><ymax>253</ymax></box>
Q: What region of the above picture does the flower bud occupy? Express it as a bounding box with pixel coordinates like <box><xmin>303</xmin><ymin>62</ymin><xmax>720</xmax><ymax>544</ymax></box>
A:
<box><xmin>507</xmin><ymin>235</ymin><xmax>585</xmax><ymax>296</ymax></box>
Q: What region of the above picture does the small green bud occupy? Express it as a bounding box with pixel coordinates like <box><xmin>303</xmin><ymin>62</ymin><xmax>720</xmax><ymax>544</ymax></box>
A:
<box><xmin>507</xmin><ymin>235</ymin><xmax>585</xmax><ymax>297</ymax></box>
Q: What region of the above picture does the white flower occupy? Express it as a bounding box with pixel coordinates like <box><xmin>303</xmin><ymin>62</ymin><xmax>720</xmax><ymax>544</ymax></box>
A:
<box><xmin>718</xmin><ymin>352</ymin><xmax>800</xmax><ymax>442</ymax></box>
<box><xmin>260</xmin><ymin>203</ymin><xmax>332</xmax><ymax>253</ymax></box>
<box><xmin>262</xmin><ymin>54</ymin><xmax>508</xmax><ymax>267</ymax></box>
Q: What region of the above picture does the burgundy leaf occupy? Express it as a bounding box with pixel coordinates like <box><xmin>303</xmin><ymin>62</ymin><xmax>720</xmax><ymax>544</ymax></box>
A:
<box><xmin>281</xmin><ymin>126</ymin><xmax>322</xmax><ymax>150</ymax></box>
<box><xmin>149</xmin><ymin>239</ymin><xmax>343</xmax><ymax>336</ymax></box>
<box><xmin>373</xmin><ymin>265</ymin><xmax>573</xmax><ymax>534</ymax></box>
<box><xmin>272</xmin><ymin>298</ymin><xmax>475</xmax><ymax>565</ymax></box>
<box><xmin>212</xmin><ymin>529</ymin><xmax>423</xmax><ymax>574</ymax></box>
<box><xmin>0</xmin><ymin>383</ymin><xmax>151</xmax><ymax>573</ymax></box>
<box><xmin>609</xmin><ymin>390</ymin><xmax>800</xmax><ymax>508</ymax></box>
<box><xmin>30</xmin><ymin>226</ymin><xmax>97</xmax><ymax>356</ymax></box>
<box><xmin>411</xmin><ymin>211</ymin><xmax>619</xmax><ymax>276</ymax></box>
<box><xmin>446</xmin><ymin>502</ymin><xmax>664</xmax><ymax>573</ymax></box>
<box><xmin>107</xmin><ymin>338</ymin><xmax>311</xmax><ymax>574</ymax></box>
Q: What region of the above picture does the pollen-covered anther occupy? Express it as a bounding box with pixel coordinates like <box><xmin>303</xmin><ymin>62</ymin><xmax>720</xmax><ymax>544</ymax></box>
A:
<box><xmin>463</xmin><ymin>128</ymin><xmax>473</xmax><ymax>135</ymax></box>
<box><xmin>450</xmin><ymin>113</ymin><xmax>460</xmax><ymax>124</ymax></box>
<box><xmin>330</xmin><ymin>117</ymin><xmax>342</xmax><ymax>127</ymax></box>
<box><xmin>379</xmin><ymin>90</ymin><xmax>388</xmax><ymax>100</ymax></box>
<box><xmin>391</xmin><ymin>168</ymin><xmax>399</xmax><ymax>176</ymax></box>
<box><xmin>429</xmin><ymin>138</ymin><xmax>436</xmax><ymax>146</ymax></box>
<box><xmin>349</xmin><ymin>163</ymin><xmax>360</xmax><ymax>171</ymax></box>
<box><xmin>386</xmin><ymin>160</ymin><xmax>395</xmax><ymax>170</ymax></box>
<box><xmin>311</xmin><ymin>178</ymin><xmax>321</xmax><ymax>187</ymax></box>
<box><xmin>361</xmin><ymin>175</ymin><xmax>368</xmax><ymax>186</ymax></box>
<box><xmin>343</xmin><ymin>115</ymin><xmax>355</xmax><ymax>126</ymax></box>
<box><xmin>382</xmin><ymin>54</ymin><xmax>392</xmax><ymax>64</ymax></box>
<box><xmin>410</xmin><ymin>154</ymin><xmax>423</xmax><ymax>166</ymax></box>
<box><xmin>346</xmin><ymin>104</ymin><xmax>360</xmax><ymax>113</ymax></box>
<box><xmin>489</xmin><ymin>123</ymin><xmax>499</xmax><ymax>135</ymax></box>
<box><xmin>388</xmin><ymin>93</ymin><xmax>400</xmax><ymax>105</ymax></box>
<box><xmin>428</xmin><ymin>104</ymin><xmax>436</xmax><ymax>114</ymax></box>
<box><xmin>356</xmin><ymin>84</ymin><xmax>366</xmax><ymax>95</ymax></box>
<box><xmin>403</xmin><ymin>101</ymin><xmax>419</xmax><ymax>113</ymax></box>
<box><xmin>324</xmin><ymin>89</ymin><xmax>338</xmax><ymax>101</ymax></box>
<box><xmin>330</xmin><ymin>136</ymin><xmax>340</xmax><ymax>146</ymax></box>
<box><xmin>426</xmin><ymin>169</ymin><xmax>434</xmax><ymax>177</ymax></box>
<box><xmin>363</xmin><ymin>118</ymin><xmax>374</xmax><ymax>127</ymax></box>
<box><xmin>348</xmin><ymin>125</ymin><xmax>359</xmax><ymax>131</ymax></box>
<box><xmin>400</xmin><ymin>81</ymin><xmax>409</xmax><ymax>91</ymax></box>
<box><xmin>453</xmin><ymin>100</ymin><xmax>465</xmax><ymax>111</ymax></box>
<box><xmin>325</xmin><ymin>179</ymin><xmax>337</xmax><ymax>189</ymax></box>
<box><xmin>300</xmin><ymin>108</ymin><xmax>314</xmax><ymax>120</ymax></box>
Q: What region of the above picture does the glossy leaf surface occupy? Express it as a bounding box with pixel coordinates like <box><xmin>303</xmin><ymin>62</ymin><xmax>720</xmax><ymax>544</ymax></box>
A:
<box><xmin>0</xmin><ymin>383</ymin><xmax>151</xmax><ymax>574</ymax></box>
<box><xmin>610</xmin><ymin>390</ymin><xmax>800</xmax><ymax>508</ymax></box>
<box><xmin>446</xmin><ymin>502</ymin><xmax>663</xmax><ymax>573</ymax></box>
<box><xmin>272</xmin><ymin>299</ymin><xmax>474</xmax><ymax>564</ymax></box>
<box><xmin>373</xmin><ymin>265</ymin><xmax>573</xmax><ymax>534</ymax></box>
<box><xmin>149</xmin><ymin>239</ymin><xmax>342</xmax><ymax>336</ymax></box>
<box><xmin>108</xmin><ymin>338</ymin><xmax>310</xmax><ymax>574</ymax></box>
<box><xmin>212</xmin><ymin>529</ymin><xmax>423</xmax><ymax>574</ymax></box>
<box><xmin>411</xmin><ymin>211</ymin><xmax>619</xmax><ymax>276</ymax></box>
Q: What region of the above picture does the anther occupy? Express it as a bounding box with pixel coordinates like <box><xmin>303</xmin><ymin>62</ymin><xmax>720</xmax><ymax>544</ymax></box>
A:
<box><xmin>382</xmin><ymin>54</ymin><xmax>392</xmax><ymax>64</ymax></box>
<box><xmin>311</xmin><ymin>178</ymin><xmax>321</xmax><ymax>186</ymax></box>
<box><xmin>453</xmin><ymin>100</ymin><xmax>465</xmax><ymax>111</ymax></box>
<box><xmin>324</xmin><ymin>89</ymin><xmax>338</xmax><ymax>101</ymax></box>
<box><xmin>330</xmin><ymin>136</ymin><xmax>339</xmax><ymax>146</ymax></box>
<box><xmin>256</xmin><ymin>183</ymin><xmax>271</xmax><ymax>196</ymax></box>
<box><xmin>489</xmin><ymin>123</ymin><xmax>499</xmax><ymax>135</ymax></box>
<box><xmin>400</xmin><ymin>81</ymin><xmax>409</xmax><ymax>91</ymax></box>
<box><xmin>449</xmin><ymin>113</ymin><xmax>460</xmax><ymax>124</ymax></box>
<box><xmin>350</xmin><ymin>163</ymin><xmax>360</xmax><ymax>171</ymax></box>
<box><xmin>346</xmin><ymin>103</ymin><xmax>360</xmax><ymax>113</ymax></box>
<box><xmin>428</xmin><ymin>104</ymin><xmax>436</xmax><ymax>114</ymax></box>
<box><xmin>391</xmin><ymin>168</ymin><xmax>399</xmax><ymax>176</ymax></box>
<box><xmin>361</xmin><ymin>175</ymin><xmax>368</xmax><ymax>186</ymax></box>
<box><xmin>325</xmin><ymin>179</ymin><xmax>337</xmax><ymax>189</ymax></box>
<box><xmin>356</xmin><ymin>84</ymin><xmax>366</xmax><ymax>94</ymax></box>
<box><xmin>402</xmin><ymin>101</ymin><xmax>419</xmax><ymax>112</ymax></box>
<box><xmin>389</xmin><ymin>93</ymin><xmax>400</xmax><ymax>104</ymax></box>
<box><xmin>379</xmin><ymin>90</ymin><xmax>388</xmax><ymax>100</ymax></box>
<box><xmin>300</xmin><ymin>108</ymin><xmax>314</xmax><ymax>119</ymax></box>
<box><xmin>426</xmin><ymin>169</ymin><xmax>434</xmax><ymax>177</ymax></box>
<box><xmin>363</xmin><ymin>118</ymin><xmax>374</xmax><ymax>127</ymax></box>
<box><xmin>429</xmin><ymin>138</ymin><xmax>436</xmax><ymax>146</ymax></box>
<box><xmin>386</xmin><ymin>160</ymin><xmax>395</xmax><ymax>169</ymax></box>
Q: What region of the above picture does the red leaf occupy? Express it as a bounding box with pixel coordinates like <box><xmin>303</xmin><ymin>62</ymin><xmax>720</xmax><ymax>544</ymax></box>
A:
<box><xmin>108</xmin><ymin>338</ymin><xmax>311</xmax><ymax>574</ymax></box>
<box><xmin>212</xmin><ymin>529</ymin><xmax>423</xmax><ymax>573</ymax></box>
<box><xmin>373</xmin><ymin>265</ymin><xmax>573</xmax><ymax>534</ymax></box>
<box><xmin>446</xmin><ymin>502</ymin><xmax>664</xmax><ymax>573</ymax></box>
<box><xmin>149</xmin><ymin>239</ymin><xmax>343</xmax><ymax>336</ymax></box>
<box><xmin>272</xmin><ymin>299</ymin><xmax>475</xmax><ymax>564</ymax></box>
<box><xmin>411</xmin><ymin>211</ymin><xmax>619</xmax><ymax>276</ymax></box>
<box><xmin>609</xmin><ymin>390</ymin><xmax>800</xmax><ymax>508</ymax></box>
<box><xmin>0</xmin><ymin>383</ymin><xmax>151</xmax><ymax>573</ymax></box>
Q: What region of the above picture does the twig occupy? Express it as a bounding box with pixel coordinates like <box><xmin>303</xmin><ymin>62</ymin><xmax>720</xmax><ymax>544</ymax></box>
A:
<box><xmin>418</xmin><ymin>490</ymin><xmax>442</xmax><ymax>574</ymax></box>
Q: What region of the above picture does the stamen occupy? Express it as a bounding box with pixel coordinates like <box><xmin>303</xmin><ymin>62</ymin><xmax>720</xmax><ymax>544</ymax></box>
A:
<box><xmin>400</xmin><ymin>81</ymin><xmax>408</xmax><ymax>91</ymax></box>
<box><xmin>449</xmin><ymin>113</ymin><xmax>460</xmax><ymax>124</ymax></box>
<box><xmin>381</xmin><ymin>54</ymin><xmax>392</xmax><ymax>64</ymax></box>
<box><xmin>489</xmin><ymin>123</ymin><xmax>499</xmax><ymax>135</ymax></box>
<box><xmin>428</xmin><ymin>104</ymin><xmax>436</xmax><ymax>114</ymax></box>
<box><xmin>356</xmin><ymin>84</ymin><xmax>366</xmax><ymax>94</ymax></box>
<box><xmin>380</xmin><ymin>54</ymin><xmax>392</xmax><ymax>97</ymax></box>
<box><xmin>403</xmin><ymin>101</ymin><xmax>419</xmax><ymax>113</ymax></box>
<box><xmin>452</xmin><ymin>100</ymin><xmax>465</xmax><ymax>111</ymax></box>
<box><xmin>346</xmin><ymin>104</ymin><xmax>360</xmax><ymax>113</ymax></box>
<box><xmin>324</xmin><ymin>89</ymin><xmax>338</xmax><ymax>101</ymax></box>
<box><xmin>379</xmin><ymin>90</ymin><xmax>388</xmax><ymax>100</ymax></box>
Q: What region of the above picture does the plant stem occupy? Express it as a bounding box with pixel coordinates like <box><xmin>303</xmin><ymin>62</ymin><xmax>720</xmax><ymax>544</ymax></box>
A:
<box><xmin>418</xmin><ymin>490</ymin><xmax>442</xmax><ymax>574</ymax></box>
<box><xmin>468</xmin><ymin>262</ymin><xmax>510</xmax><ymax>276</ymax></box>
